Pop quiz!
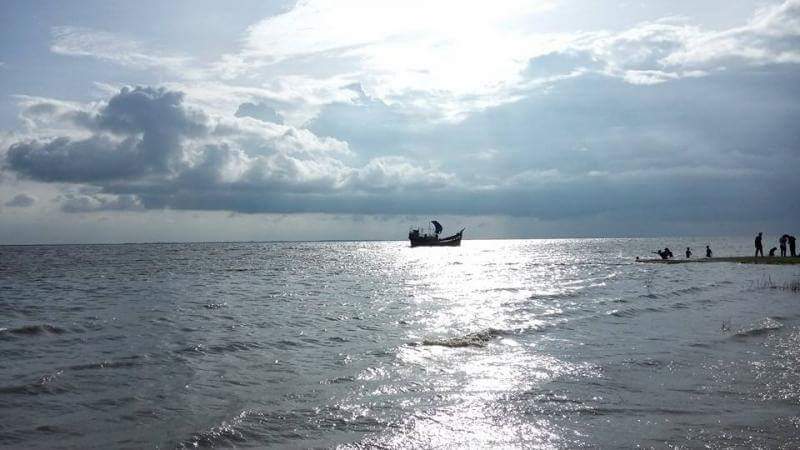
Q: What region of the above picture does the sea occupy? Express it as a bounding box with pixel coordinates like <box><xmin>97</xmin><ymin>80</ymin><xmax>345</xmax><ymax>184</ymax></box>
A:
<box><xmin>1</xmin><ymin>237</ymin><xmax>799</xmax><ymax>449</ymax></box>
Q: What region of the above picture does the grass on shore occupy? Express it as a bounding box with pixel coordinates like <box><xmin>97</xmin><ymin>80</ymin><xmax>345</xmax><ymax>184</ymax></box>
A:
<box><xmin>638</xmin><ymin>256</ymin><xmax>800</xmax><ymax>265</ymax></box>
<box><xmin>755</xmin><ymin>276</ymin><xmax>800</xmax><ymax>293</ymax></box>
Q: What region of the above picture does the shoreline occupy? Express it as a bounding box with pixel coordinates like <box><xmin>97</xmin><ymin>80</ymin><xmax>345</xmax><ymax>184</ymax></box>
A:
<box><xmin>637</xmin><ymin>256</ymin><xmax>800</xmax><ymax>265</ymax></box>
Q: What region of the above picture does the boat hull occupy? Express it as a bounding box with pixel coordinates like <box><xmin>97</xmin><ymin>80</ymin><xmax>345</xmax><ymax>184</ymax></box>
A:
<box><xmin>409</xmin><ymin>230</ymin><xmax>463</xmax><ymax>247</ymax></box>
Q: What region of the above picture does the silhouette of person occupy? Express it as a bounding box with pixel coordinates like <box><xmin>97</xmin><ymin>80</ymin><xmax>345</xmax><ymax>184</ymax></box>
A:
<box><xmin>769</xmin><ymin>247</ymin><xmax>777</xmax><ymax>257</ymax></box>
<box><xmin>705</xmin><ymin>245</ymin><xmax>712</xmax><ymax>258</ymax></box>
<box><xmin>789</xmin><ymin>235</ymin><xmax>797</xmax><ymax>257</ymax></box>
<box><xmin>653</xmin><ymin>248</ymin><xmax>673</xmax><ymax>260</ymax></box>
<box><xmin>779</xmin><ymin>235</ymin><xmax>788</xmax><ymax>257</ymax></box>
<box><xmin>755</xmin><ymin>232</ymin><xmax>763</xmax><ymax>257</ymax></box>
<box><xmin>685</xmin><ymin>247</ymin><xmax>692</xmax><ymax>258</ymax></box>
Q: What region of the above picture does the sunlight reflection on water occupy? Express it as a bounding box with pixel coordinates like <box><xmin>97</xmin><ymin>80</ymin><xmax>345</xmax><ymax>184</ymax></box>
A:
<box><xmin>359</xmin><ymin>240</ymin><xmax>605</xmax><ymax>447</ymax></box>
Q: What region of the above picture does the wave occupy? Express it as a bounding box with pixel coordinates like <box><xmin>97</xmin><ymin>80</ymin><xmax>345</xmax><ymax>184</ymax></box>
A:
<box><xmin>178</xmin><ymin>406</ymin><xmax>385</xmax><ymax>449</ymax></box>
<box><xmin>421</xmin><ymin>328</ymin><xmax>504</xmax><ymax>348</ymax></box>
<box><xmin>179</xmin><ymin>411</ymin><xmax>250</xmax><ymax>449</ymax></box>
<box><xmin>733</xmin><ymin>317</ymin><xmax>783</xmax><ymax>338</ymax></box>
<box><xmin>0</xmin><ymin>324</ymin><xmax>66</xmax><ymax>337</ymax></box>
<box><xmin>177</xmin><ymin>341</ymin><xmax>263</xmax><ymax>355</ymax></box>
<box><xmin>204</xmin><ymin>303</ymin><xmax>227</xmax><ymax>309</ymax></box>
<box><xmin>606</xmin><ymin>305</ymin><xmax>666</xmax><ymax>318</ymax></box>
<box><xmin>320</xmin><ymin>375</ymin><xmax>356</xmax><ymax>384</ymax></box>
<box><xmin>620</xmin><ymin>357</ymin><xmax>683</xmax><ymax>369</ymax></box>
<box><xmin>637</xmin><ymin>285</ymin><xmax>707</xmax><ymax>300</ymax></box>
<box><xmin>528</xmin><ymin>290</ymin><xmax>581</xmax><ymax>301</ymax></box>
<box><xmin>67</xmin><ymin>359</ymin><xmax>142</xmax><ymax>371</ymax></box>
<box><xmin>0</xmin><ymin>370</ymin><xmax>66</xmax><ymax>396</ymax></box>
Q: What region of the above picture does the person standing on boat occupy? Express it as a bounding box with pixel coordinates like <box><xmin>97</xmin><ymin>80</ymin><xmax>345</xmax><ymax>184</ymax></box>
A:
<box><xmin>755</xmin><ymin>232</ymin><xmax>764</xmax><ymax>257</ymax></box>
<box><xmin>705</xmin><ymin>245</ymin><xmax>712</xmax><ymax>258</ymax></box>
<box><xmin>779</xmin><ymin>235</ymin><xmax>788</xmax><ymax>257</ymax></box>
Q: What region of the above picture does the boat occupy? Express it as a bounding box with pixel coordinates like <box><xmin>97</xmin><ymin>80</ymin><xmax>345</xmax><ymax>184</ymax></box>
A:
<box><xmin>408</xmin><ymin>220</ymin><xmax>464</xmax><ymax>247</ymax></box>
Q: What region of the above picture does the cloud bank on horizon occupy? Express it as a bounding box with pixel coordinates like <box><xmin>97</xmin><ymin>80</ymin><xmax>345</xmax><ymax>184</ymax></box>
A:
<box><xmin>0</xmin><ymin>0</ymin><xmax>799</xmax><ymax>242</ymax></box>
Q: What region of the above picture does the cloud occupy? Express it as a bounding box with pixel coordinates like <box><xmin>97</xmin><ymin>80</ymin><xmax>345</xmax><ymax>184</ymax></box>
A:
<box><xmin>46</xmin><ymin>1</ymin><xmax>799</xmax><ymax>126</ymax></box>
<box><xmin>235</xmin><ymin>102</ymin><xmax>283</xmax><ymax>124</ymax></box>
<box><xmin>351</xmin><ymin>156</ymin><xmax>456</xmax><ymax>192</ymax></box>
<box><xmin>3</xmin><ymin>86</ymin><xmax>456</xmax><ymax>214</ymax></box>
<box><xmin>57</xmin><ymin>192</ymin><xmax>143</xmax><ymax>213</ymax></box>
<box><xmin>7</xmin><ymin>87</ymin><xmax>208</xmax><ymax>182</ymax></box>
<box><xmin>300</xmin><ymin>62</ymin><xmax>800</xmax><ymax>222</ymax></box>
<box><xmin>662</xmin><ymin>0</ymin><xmax>800</xmax><ymax>67</ymax></box>
<box><xmin>50</xmin><ymin>26</ymin><xmax>197</xmax><ymax>77</ymax></box>
<box><xmin>216</xmin><ymin>0</ymin><xmax>560</xmax><ymax>120</ymax></box>
<box><xmin>537</xmin><ymin>1</ymin><xmax>800</xmax><ymax>85</ymax></box>
<box><xmin>4</xmin><ymin>2</ymin><xmax>799</xmax><ymax>229</ymax></box>
<box><xmin>203</xmin><ymin>0</ymin><xmax>800</xmax><ymax>125</ymax></box>
<box><xmin>7</xmin><ymin>136</ymin><xmax>146</xmax><ymax>182</ymax></box>
<box><xmin>5</xmin><ymin>193</ymin><xmax>36</xmax><ymax>207</ymax></box>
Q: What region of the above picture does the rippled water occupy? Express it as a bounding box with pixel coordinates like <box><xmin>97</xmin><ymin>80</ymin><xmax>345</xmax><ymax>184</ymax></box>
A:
<box><xmin>1</xmin><ymin>238</ymin><xmax>799</xmax><ymax>448</ymax></box>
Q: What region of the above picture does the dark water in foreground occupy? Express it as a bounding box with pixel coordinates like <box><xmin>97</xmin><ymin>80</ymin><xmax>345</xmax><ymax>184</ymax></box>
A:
<box><xmin>1</xmin><ymin>238</ymin><xmax>799</xmax><ymax>448</ymax></box>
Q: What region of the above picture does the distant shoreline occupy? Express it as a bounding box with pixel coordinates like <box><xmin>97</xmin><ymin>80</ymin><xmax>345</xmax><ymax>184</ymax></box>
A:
<box><xmin>0</xmin><ymin>236</ymin><xmax>758</xmax><ymax>247</ymax></box>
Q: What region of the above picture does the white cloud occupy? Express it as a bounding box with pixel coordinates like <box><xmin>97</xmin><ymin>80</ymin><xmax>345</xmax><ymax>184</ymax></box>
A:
<box><xmin>568</xmin><ymin>0</ymin><xmax>800</xmax><ymax>83</ymax></box>
<box><xmin>662</xmin><ymin>0</ymin><xmax>800</xmax><ymax>67</ymax></box>
<box><xmin>47</xmin><ymin>1</ymin><xmax>800</xmax><ymax>125</ymax></box>
<box><xmin>50</xmin><ymin>26</ymin><xmax>199</xmax><ymax>77</ymax></box>
<box><xmin>206</xmin><ymin>0</ymin><xmax>800</xmax><ymax>122</ymax></box>
<box><xmin>351</xmin><ymin>156</ymin><xmax>455</xmax><ymax>191</ymax></box>
<box><xmin>217</xmin><ymin>0</ymin><xmax>560</xmax><ymax>121</ymax></box>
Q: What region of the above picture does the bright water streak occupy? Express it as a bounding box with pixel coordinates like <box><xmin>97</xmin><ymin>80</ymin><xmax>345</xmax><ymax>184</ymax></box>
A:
<box><xmin>1</xmin><ymin>238</ymin><xmax>799</xmax><ymax>448</ymax></box>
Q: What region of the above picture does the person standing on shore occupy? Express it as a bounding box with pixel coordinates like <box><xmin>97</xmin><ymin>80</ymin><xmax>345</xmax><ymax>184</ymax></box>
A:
<box><xmin>685</xmin><ymin>247</ymin><xmax>692</xmax><ymax>258</ymax></box>
<box><xmin>653</xmin><ymin>248</ymin><xmax>674</xmax><ymax>260</ymax></box>
<box><xmin>706</xmin><ymin>245</ymin><xmax>712</xmax><ymax>258</ymax></box>
<box><xmin>789</xmin><ymin>235</ymin><xmax>797</xmax><ymax>257</ymax></box>
<box><xmin>779</xmin><ymin>235</ymin><xmax>788</xmax><ymax>257</ymax></box>
<box><xmin>755</xmin><ymin>232</ymin><xmax>764</xmax><ymax>257</ymax></box>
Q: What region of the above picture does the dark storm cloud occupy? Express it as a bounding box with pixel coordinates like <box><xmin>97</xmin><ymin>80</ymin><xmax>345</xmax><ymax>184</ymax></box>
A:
<box><xmin>306</xmin><ymin>68</ymin><xmax>800</xmax><ymax>224</ymax></box>
<box><xmin>6</xmin><ymin>86</ymin><xmax>208</xmax><ymax>182</ymax></box>
<box><xmin>93</xmin><ymin>86</ymin><xmax>207</xmax><ymax>169</ymax></box>
<box><xmin>4</xmin><ymin>85</ymin><xmax>456</xmax><ymax>214</ymax></box>
<box><xmin>4</xmin><ymin>193</ymin><xmax>36</xmax><ymax>207</ymax></box>
<box><xmin>7</xmin><ymin>136</ymin><xmax>145</xmax><ymax>182</ymax></box>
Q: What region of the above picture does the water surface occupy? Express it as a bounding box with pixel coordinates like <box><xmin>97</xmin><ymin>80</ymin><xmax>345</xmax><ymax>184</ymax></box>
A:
<box><xmin>1</xmin><ymin>238</ymin><xmax>799</xmax><ymax>448</ymax></box>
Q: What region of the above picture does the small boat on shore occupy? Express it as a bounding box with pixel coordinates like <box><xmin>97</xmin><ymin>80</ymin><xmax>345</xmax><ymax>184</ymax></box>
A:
<box><xmin>409</xmin><ymin>220</ymin><xmax>464</xmax><ymax>247</ymax></box>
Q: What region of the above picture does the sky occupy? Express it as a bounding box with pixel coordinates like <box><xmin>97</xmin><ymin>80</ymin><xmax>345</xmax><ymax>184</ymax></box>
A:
<box><xmin>0</xmin><ymin>0</ymin><xmax>799</xmax><ymax>244</ymax></box>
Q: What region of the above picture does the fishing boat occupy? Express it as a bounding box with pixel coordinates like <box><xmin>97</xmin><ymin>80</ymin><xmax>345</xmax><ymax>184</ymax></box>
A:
<box><xmin>408</xmin><ymin>220</ymin><xmax>464</xmax><ymax>247</ymax></box>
